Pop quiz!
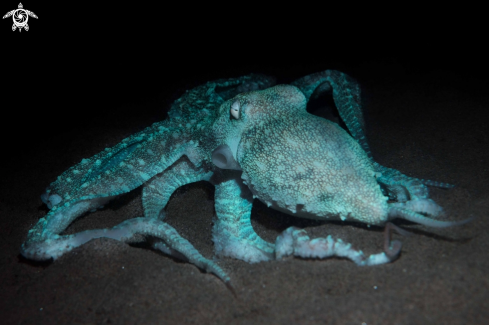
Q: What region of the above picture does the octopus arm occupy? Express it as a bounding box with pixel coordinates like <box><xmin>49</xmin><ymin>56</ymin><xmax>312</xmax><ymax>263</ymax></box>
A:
<box><xmin>291</xmin><ymin>70</ymin><xmax>370</xmax><ymax>158</ymax></box>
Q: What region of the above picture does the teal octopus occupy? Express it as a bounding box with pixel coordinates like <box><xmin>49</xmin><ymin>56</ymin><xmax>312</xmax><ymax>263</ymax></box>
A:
<box><xmin>21</xmin><ymin>70</ymin><xmax>471</xmax><ymax>283</ymax></box>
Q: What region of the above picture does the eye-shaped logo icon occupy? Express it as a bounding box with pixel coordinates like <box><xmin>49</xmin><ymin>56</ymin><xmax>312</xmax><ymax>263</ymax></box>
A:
<box><xmin>3</xmin><ymin>3</ymin><xmax>38</xmax><ymax>32</ymax></box>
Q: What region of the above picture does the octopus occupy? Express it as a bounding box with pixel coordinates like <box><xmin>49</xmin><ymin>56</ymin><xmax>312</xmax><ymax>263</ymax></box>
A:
<box><xmin>21</xmin><ymin>70</ymin><xmax>471</xmax><ymax>283</ymax></box>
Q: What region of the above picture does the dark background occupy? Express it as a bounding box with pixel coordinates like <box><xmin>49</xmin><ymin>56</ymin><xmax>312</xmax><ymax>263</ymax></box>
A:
<box><xmin>1</xmin><ymin>3</ymin><xmax>488</xmax><ymax>324</ymax></box>
<box><xmin>2</xmin><ymin>3</ymin><xmax>486</xmax><ymax>165</ymax></box>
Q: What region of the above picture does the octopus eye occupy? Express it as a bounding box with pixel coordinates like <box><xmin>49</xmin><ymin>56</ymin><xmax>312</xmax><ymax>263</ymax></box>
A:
<box><xmin>230</xmin><ymin>100</ymin><xmax>240</xmax><ymax>119</ymax></box>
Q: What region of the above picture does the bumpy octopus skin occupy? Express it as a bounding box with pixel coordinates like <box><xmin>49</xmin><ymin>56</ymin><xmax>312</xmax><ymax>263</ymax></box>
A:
<box><xmin>21</xmin><ymin>71</ymin><xmax>470</xmax><ymax>283</ymax></box>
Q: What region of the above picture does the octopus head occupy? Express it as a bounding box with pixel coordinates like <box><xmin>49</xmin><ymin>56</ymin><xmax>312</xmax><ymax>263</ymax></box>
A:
<box><xmin>212</xmin><ymin>85</ymin><xmax>388</xmax><ymax>224</ymax></box>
